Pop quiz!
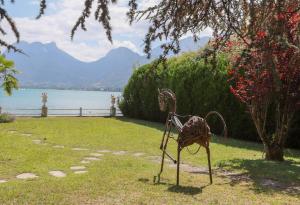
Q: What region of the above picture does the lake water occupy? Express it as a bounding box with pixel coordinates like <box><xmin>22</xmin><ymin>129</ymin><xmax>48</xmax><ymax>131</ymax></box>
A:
<box><xmin>0</xmin><ymin>89</ymin><xmax>122</xmax><ymax>116</ymax></box>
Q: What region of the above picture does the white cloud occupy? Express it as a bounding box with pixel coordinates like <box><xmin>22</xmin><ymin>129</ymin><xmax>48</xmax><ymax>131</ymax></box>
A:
<box><xmin>3</xmin><ymin>0</ymin><xmax>212</xmax><ymax>62</ymax></box>
<box><xmin>4</xmin><ymin>0</ymin><xmax>147</xmax><ymax>62</ymax></box>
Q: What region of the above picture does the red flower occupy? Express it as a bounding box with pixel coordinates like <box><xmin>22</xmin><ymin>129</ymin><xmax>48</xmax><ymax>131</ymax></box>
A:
<box><xmin>256</xmin><ymin>31</ymin><xmax>267</xmax><ymax>39</ymax></box>
<box><xmin>225</xmin><ymin>41</ymin><xmax>234</xmax><ymax>48</ymax></box>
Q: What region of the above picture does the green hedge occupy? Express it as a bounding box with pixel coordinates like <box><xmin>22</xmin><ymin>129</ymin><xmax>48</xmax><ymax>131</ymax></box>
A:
<box><xmin>120</xmin><ymin>52</ymin><xmax>299</xmax><ymax>148</ymax></box>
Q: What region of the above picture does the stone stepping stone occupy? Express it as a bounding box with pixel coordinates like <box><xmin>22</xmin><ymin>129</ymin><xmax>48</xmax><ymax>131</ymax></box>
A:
<box><xmin>89</xmin><ymin>153</ymin><xmax>103</xmax><ymax>157</ymax></box>
<box><xmin>16</xmin><ymin>173</ymin><xmax>38</xmax><ymax>180</ymax></box>
<box><xmin>74</xmin><ymin>170</ymin><xmax>88</xmax><ymax>174</ymax></box>
<box><xmin>32</xmin><ymin>139</ymin><xmax>42</xmax><ymax>144</ymax></box>
<box><xmin>113</xmin><ymin>151</ymin><xmax>127</xmax><ymax>155</ymax></box>
<box><xmin>84</xmin><ymin>157</ymin><xmax>101</xmax><ymax>161</ymax></box>
<box><xmin>49</xmin><ymin>171</ymin><xmax>66</xmax><ymax>178</ymax></box>
<box><xmin>8</xmin><ymin>130</ymin><xmax>17</xmax><ymax>134</ymax></box>
<box><xmin>0</xmin><ymin>179</ymin><xmax>8</xmax><ymax>184</ymax></box>
<box><xmin>72</xmin><ymin>148</ymin><xmax>89</xmax><ymax>151</ymax></box>
<box><xmin>133</xmin><ymin>152</ymin><xmax>145</xmax><ymax>157</ymax></box>
<box><xmin>70</xmin><ymin>166</ymin><xmax>86</xmax><ymax>171</ymax></box>
<box><xmin>21</xmin><ymin>133</ymin><xmax>32</xmax><ymax>137</ymax></box>
<box><xmin>53</xmin><ymin>145</ymin><xmax>64</xmax><ymax>149</ymax></box>
<box><xmin>97</xmin><ymin>150</ymin><xmax>111</xmax><ymax>153</ymax></box>
<box><xmin>80</xmin><ymin>160</ymin><xmax>91</xmax><ymax>164</ymax></box>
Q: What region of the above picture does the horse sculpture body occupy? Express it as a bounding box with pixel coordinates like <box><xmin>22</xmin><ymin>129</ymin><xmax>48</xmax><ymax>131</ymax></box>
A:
<box><xmin>155</xmin><ymin>88</ymin><xmax>227</xmax><ymax>186</ymax></box>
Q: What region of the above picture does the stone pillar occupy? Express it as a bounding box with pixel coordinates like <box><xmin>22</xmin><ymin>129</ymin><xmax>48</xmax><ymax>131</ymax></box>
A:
<box><xmin>110</xmin><ymin>106</ymin><xmax>116</xmax><ymax>117</ymax></box>
<box><xmin>41</xmin><ymin>105</ymin><xmax>48</xmax><ymax>117</ymax></box>
<box><xmin>41</xmin><ymin>93</ymin><xmax>48</xmax><ymax>117</ymax></box>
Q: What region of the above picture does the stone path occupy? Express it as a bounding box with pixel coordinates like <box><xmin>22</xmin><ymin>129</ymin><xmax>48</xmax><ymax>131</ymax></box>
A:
<box><xmin>32</xmin><ymin>139</ymin><xmax>42</xmax><ymax>144</ymax></box>
<box><xmin>0</xmin><ymin>131</ymin><xmax>110</xmax><ymax>183</ymax></box>
<box><xmin>80</xmin><ymin>160</ymin><xmax>91</xmax><ymax>164</ymax></box>
<box><xmin>2</xmin><ymin>130</ymin><xmax>299</xmax><ymax>194</ymax></box>
<box><xmin>72</xmin><ymin>148</ymin><xmax>89</xmax><ymax>151</ymax></box>
<box><xmin>49</xmin><ymin>171</ymin><xmax>66</xmax><ymax>178</ymax></box>
<box><xmin>74</xmin><ymin>170</ymin><xmax>88</xmax><ymax>174</ymax></box>
<box><xmin>113</xmin><ymin>151</ymin><xmax>127</xmax><ymax>155</ymax></box>
<box><xmin>53</xmin><ymin>145</ymin><xmax>65</xmax><ymax>149</ymax></box>
<box><xmin>70</xmin><ymin>165</ymin><xmax>88</xmax><ymax>174</ymax></box>
<box><xmin>16</xmin><ymin>173</ymin><xmax>38</xmax><ymax>180</ymax></box>
<box><xmin>21</xmin><ymin>133</ymin><xmax>32</xmax><ymax>137</ymax></box>
<box><xmin>89</xmin><ymin>153</ymin><xmax>103</xmax><ymax>157</ymax></box>
<box><xmin>84</xmin><ymin>157</ymin><xmax>101</xmax><ymax>161</ymax></box>
<box><xmin>133</xmin><ymin>153</ymin><xmax>145</xmax><ymax>157</ymax></box>
<box><xmin>70</xmin><ymin>166</ymin><xmax>86</xmax><ymax>171</ymax></box>
<box><xmin>97</xmin><ymin>150</ymin><xmax>111</xmax><ymax>153</ymax></box>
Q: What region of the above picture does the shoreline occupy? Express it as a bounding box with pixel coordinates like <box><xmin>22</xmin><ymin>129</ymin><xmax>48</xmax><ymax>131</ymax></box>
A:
<box><xmin>18</xmin><ymin>87</ymin><xmax>123</xmax><ymax>93</ymax></box>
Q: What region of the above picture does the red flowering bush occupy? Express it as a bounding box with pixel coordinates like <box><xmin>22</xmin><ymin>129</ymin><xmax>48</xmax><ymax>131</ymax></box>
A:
<box><xmin>228</xmin><ymin>1</ymin><xmax>300</xmax><ymax>161</ymax></box>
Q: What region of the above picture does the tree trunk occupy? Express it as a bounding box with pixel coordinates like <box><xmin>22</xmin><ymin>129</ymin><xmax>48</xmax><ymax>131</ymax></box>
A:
<box><xmin>265</xmin><ymin>143</ymin><xmax>284</xmax><ymax>161</ymax></box>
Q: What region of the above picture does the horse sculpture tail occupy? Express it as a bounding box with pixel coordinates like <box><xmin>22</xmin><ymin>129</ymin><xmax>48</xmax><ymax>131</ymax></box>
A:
<box><xmin>205</xmin><ymin>111</ymin><xmax>228</xmax><ymax>139</ymax></box>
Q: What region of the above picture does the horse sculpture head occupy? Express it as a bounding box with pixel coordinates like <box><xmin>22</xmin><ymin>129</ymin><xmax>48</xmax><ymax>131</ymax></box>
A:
<box><xmin>158</xmin><ymin>88</ymin><xmax>176</xmax><ymax>113</ymax></box>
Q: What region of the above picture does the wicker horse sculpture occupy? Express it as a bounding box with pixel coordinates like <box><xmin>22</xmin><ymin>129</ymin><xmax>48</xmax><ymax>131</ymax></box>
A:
<box><xmin>154</xmin><ymin>88</ymin><xmax>227</xmax><ymax>186</ymax></box>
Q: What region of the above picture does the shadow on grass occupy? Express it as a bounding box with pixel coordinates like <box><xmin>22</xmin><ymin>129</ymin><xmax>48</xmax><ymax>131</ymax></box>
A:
<box><xmin>167</xmin><ymin>185</ymin><xmax>203</xmax><ymax>195</ymax></box>
<box><xmin>218</xmin><ymin>158</ymin><xmax>300</xmax><ymax>196</ymax></box>
<box><xmin>138</xmin><ymin>177</ymin><xmax>205</xmax><ymax>196</ymax></box>
<box><xmin>116</xmin><ymin>117</ymin><xmax>300</xmax><ymax>159</ymax></box>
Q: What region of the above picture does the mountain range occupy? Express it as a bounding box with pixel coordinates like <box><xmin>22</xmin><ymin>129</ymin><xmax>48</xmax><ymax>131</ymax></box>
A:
<box><xmin>5</xmin><ymin>36</ymin><xmax>210</xmax><ymax>90</ymax></box>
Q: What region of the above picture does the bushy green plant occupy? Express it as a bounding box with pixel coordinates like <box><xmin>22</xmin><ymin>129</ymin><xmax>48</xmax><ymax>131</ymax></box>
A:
<box><xmin>0</xmin><ymin>113</ymin><xmax>16</xmax><ymax>123</ymax></box>
<box><xmin>120</xmin><ymin>52</ymin><xmax>299</xmax><ymax>148</ymax></box>
<box><xmin>0</xmin><ymin>55</ymin><xmax>18</xmax><ymax>95</ymax></box>
<box><xmin>121</xmin><ymin>53</ymin><xmax>256</xmax><ymax>138</ymax></box>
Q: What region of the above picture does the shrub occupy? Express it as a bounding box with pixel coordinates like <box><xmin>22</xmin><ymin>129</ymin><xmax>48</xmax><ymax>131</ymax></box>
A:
<box><xmin>121</xmin><ymin>53</ymin><xmax>256</xmax><ymax>138</ymax></box>
<box><xmin>120</xmin><ymin>51</ymin><xmax>300</xmax><ymax>148</ymax></box>
<box><xmin>0</xmin><ymin>113</ymin><xmax>16</xmax><ymax>123</ymax></box>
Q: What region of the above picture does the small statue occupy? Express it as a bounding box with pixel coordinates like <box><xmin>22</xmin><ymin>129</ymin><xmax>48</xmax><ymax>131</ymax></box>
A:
<box><xmin>42</xmin><ymin>93</ymin><xmax>48</xmax><ymax>107</ymax></box>
<box><xmin>111</xmin><ymin>95</ymin><xmax>116</xmax><ymax>107</ymax></box>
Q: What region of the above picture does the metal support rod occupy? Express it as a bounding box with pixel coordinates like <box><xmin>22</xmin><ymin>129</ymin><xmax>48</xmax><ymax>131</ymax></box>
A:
<box><xmin>163</xmin><ymin>150</ymin><xmax>177</xmax><ymax>163</ymax></box>
<box><xmin>206</xmin><ymin>146</ymin><xmax>213</xmax><ymax>184</ymax></box>
<box><xmin>176</xmin><ymin>145</ymin><xmax>181</xmax><ymax>186</ymax></box>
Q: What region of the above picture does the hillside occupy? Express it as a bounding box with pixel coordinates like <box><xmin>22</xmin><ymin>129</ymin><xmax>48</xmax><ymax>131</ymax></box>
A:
<box><xmin>5</xmin><ymin>36</ymin><xmax>210</xmax><ymax>90</ymax></box>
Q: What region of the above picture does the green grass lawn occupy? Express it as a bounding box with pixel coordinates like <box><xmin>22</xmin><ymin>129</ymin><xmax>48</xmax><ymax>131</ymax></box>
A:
<box><xmin>0</xmin><ymin>117</ymin><xmax>299</xmax><ymax>204</ymax></box>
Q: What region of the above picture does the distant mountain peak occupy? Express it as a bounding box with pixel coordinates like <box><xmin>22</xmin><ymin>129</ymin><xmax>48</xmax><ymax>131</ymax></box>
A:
<box><xmin>106</xmin><ymin>47</ymin><xmax>139</xmax><ymax>56</ymax></box>
<box><xmin>6</xmin><ymin>37</ymin><xmax>209</xmax><ymax>89</ymax></box>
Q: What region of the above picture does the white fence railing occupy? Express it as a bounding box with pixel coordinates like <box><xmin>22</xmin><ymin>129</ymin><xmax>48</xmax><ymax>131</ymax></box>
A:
<box><xmin>0</xmin><ymin>107</ymin><xmax>123</xmax><ymax>117</ymax></box>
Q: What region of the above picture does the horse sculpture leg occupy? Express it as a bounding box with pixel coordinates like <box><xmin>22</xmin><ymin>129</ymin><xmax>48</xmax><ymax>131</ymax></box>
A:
<box><xmin>206</xmin><ymin>145</ymin><xmax>213</xmax><ymax>184</ymax></box>
<box><xmin>160</xmin><ymin>117</ymin><xmax>170</xmax><ymax>150</ymax></box>
<box><xmin>154</xmin><ymin>124</ymin><xmax>171</xmax><ymax>183</ymax></box>
<box><xmin>176</xmin><ymin>143</ymin><xmax>181</xmax><ymax>186</ymax></box>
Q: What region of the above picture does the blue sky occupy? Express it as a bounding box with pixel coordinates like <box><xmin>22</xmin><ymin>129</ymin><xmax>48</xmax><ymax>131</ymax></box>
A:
<box><xmin>3</xmin><ymin>1</ymin><xmax>44</xmax><ymax>17</ymax></box>
<box><xmin>3</xmin><ymin>0</ymin><xmax>212</xmax><ymax>62</ymax></box>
